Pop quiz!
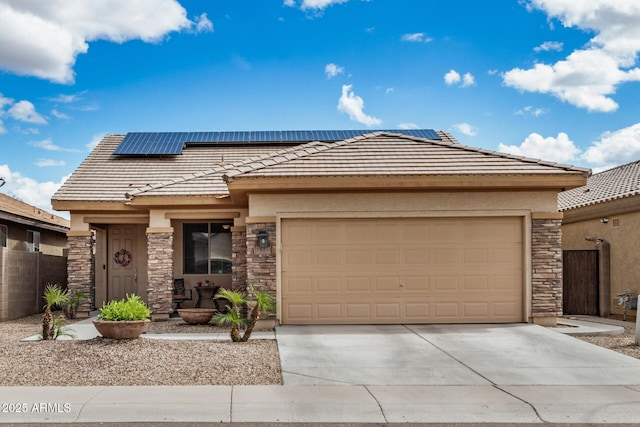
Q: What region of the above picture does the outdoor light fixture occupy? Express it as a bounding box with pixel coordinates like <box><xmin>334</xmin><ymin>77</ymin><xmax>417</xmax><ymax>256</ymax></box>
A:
<box><xmin>257</xmin><ymin>230</ymin><xmax>269</xmax><ymax>248</ymax></box>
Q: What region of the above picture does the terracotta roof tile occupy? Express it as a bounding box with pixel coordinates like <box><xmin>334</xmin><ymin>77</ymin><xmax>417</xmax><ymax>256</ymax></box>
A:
<box><xmin>559</xmin><ymin>160</ymin><xmax>640</xmax><ymax>211</ymax></box>
<box><xmin>0</xmin><ymin>193</ymin><xmax>69</xmax><ymax>229</ymax></box>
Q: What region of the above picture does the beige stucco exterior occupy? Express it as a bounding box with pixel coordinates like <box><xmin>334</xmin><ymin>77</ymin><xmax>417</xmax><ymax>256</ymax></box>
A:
<box><xmin>562</xmin><ymin>196</ymin><xmax>640</xmax><ymax>319</ymax></box>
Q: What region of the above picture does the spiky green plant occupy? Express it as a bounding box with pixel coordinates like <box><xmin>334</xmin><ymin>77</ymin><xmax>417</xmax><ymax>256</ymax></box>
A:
<box><xmin>213</xmin><ymin>286</ymin><xmax>274</xmax><ymax>342</ymax></box>
<box><xmin>41</xmin><ymin>283</ymin><xmax>70</xmax><ymax>340</ymax></box>
<box><xmin>98</xmin><ymin>294</ymin><xmax>151</xmax><ymax>321</ymax></box>
<box><xmin>63</xmin><ymin>289</ymin><xmax>87</xmax><ymax>319</ymax></box>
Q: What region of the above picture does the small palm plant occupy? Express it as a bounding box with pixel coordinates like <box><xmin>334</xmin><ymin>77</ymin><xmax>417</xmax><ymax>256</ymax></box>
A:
<box><xmin>213</xmin><ymin>286</ymin><xmax>274</xmax><ymax>342</ymax></box>
<box><xmin>41</xmin><ymin>283</ymin><xmax>75</xmax><ymax>340</ymax></box>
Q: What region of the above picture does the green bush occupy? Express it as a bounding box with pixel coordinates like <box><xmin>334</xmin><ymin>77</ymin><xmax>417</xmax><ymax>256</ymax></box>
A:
<box><xmin>98</xmin><ymin>294</ymin><xmax>151</xmax><ymax>321</ymax></box>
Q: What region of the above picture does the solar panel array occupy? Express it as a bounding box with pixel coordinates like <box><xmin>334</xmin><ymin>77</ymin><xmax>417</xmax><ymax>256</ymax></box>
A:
<box><xmin>114</xmin><ymin>129</ymin><xmax>441</xmax><ymax>155</ymax></box>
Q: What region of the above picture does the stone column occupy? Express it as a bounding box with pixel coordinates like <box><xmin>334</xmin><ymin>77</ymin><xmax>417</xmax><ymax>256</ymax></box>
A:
<box><xmin>531</xmin><ymin>217</ymin><xmax>563</xmax><ymax>326</ymax></box>
<box><xmin>146</xmin><ymin>229</ymin><xmax>173</xmax><ymax>321</ymax></box>
<box><xmin>231</xmin><ymin>226</ymin><xmax>247</xmax><ymax>292</ymax></box>
<box><xmin>246</xmin><ymin>222</ymin><xmax>276</xmax><ymax>318</ymax></box>
<box><xmin>66</xmin><ymin>231</ymin><xmax>94</xmax><ymax>318</ymax></box>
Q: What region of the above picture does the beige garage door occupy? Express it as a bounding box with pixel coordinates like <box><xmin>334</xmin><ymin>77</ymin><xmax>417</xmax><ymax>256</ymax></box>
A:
<box><xmin>281</xmin><ymin>217</ymin><xmax>523</xmax><ymax>324</ymax></box>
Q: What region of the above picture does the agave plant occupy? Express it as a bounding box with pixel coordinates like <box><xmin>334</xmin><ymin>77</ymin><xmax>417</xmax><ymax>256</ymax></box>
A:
<box><xmin>213</xmin><ymin>286</ymin><xmax>274</xmax><ymax>342</ymax></box>
<box><xmin>41</xmin><ymin>284</ymin><xmax>74</xmax><ymax>340</ymax></box>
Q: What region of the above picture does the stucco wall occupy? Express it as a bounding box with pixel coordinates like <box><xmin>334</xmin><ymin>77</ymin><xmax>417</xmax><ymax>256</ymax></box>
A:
<box><xmin>1</xmin><ymin>221</ymin><xmax>67</xmax><ymax>256</ymax></box>
<box><xmin>562</xmin><ymin>210</ymin><xmax>640</xmax><ymax>318</ymax></box>
<box><xmin>248</xmin><ymin>191</ymin><xmax>559</xmax><ymax>217</ymax></box>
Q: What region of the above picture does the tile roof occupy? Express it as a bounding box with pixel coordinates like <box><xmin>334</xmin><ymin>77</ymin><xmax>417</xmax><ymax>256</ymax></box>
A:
<box><xmin>558</xmin><ymin>160</ymin><xmax>640</xmax><ymax>211</ymax></box>
<box><xmin>222</xmin><ymin>132</ymin><xmax>590</xmax><ymax>180</ymax></box>
<box><xmin>52</xmin><ymin>134</ymin><xmax>292</xmax><ymax>201</ymax></box>
<box><xmin>0</xmin><ymin>193</ymin><xmax>69</xmax><ymax>230</ymax></box>
<box><xmin>54</xmin><ymin>130</ymin><xmax>589</xmax><ymax>204</ymax></box>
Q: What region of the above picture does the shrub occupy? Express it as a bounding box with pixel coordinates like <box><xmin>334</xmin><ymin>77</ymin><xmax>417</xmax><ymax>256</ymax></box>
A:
<box><xmin>98</xmin><ymin>294</ymin><xmax>151</xmax><ymax>321</ymax></box>
<box><xmin>41</xmin><ymin>283</ymin><xmax>75</xmax><ymax>340</ymax></box>
<box><xmin>213</xmin><ymin>286</ymin><xmax>274</xmax><ymax>342</ymax></box>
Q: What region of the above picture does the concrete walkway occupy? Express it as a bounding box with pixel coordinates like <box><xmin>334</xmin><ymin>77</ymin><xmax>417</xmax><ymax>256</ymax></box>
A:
<box><xmin>0</xmin><ymin>384</ymin><xmax>639</xmax><ymax>424</ymax></box>
<box><xmin>6</xmin><ymin>318</ymin><xmax>638</xmax><ymax>424</ymax></box>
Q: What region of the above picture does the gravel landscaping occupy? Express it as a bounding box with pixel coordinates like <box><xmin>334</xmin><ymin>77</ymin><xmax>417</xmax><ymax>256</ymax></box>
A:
<box><xmin>0</xmin><ymin>314</ymin><xmax>637</xmax><ymax>387</ymax></box>
<box><xmin>0</xmin><ymin>314</ymin><xmax>282</xmax><ymax>386</ymax></box>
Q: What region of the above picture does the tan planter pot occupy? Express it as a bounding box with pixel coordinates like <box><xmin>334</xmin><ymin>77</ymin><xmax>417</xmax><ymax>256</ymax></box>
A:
<box><xmin>92</xmin><ymin>319</ymin><xmax>149</xmax><ymax>339</ymax></box>
<box><xmin>177</xmin><ymin>308</ymin><xmax>217</xmax><ymax>325</ymax></box>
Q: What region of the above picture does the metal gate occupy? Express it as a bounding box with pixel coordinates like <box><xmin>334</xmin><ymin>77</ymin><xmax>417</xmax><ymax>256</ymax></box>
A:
<box><xmin>562</xmin><ymin>250</ymin><xmax>599</xmax><ymax>315</ymax></box>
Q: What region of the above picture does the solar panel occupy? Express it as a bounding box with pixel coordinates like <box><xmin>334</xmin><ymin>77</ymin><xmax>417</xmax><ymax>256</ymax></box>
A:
<box><xmin>114</xmin><ymin>132</ymin><xmax>186</xmax><ymax>155</ymax></box>
<box><xmin>113</xmin><ymin>129</ymin><xmax>441</xmax><ymax>155</ymax></box>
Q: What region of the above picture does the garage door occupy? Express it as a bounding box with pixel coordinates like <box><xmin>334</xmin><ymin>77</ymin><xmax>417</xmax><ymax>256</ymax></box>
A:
<box><xmin>281</xmin><ymin>217</ymin><xmax>523</xmax><ymax>324</ymax></box>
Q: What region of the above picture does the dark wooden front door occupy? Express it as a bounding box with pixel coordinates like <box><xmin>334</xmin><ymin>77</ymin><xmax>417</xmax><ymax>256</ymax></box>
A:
<box><xmin>563</xmin><ymin>250</ymin><xmax>599</xmax><ymax>315</ymax></box>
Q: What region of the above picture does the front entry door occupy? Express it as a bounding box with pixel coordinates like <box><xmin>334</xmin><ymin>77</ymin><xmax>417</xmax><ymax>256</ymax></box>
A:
<box><xmin>108</xmin><ymin>225</ymin><xmax>140</xmax><ymax>301</ymax></box>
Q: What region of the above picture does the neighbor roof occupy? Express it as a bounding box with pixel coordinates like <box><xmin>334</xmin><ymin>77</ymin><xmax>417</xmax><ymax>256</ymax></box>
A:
<box><xmin>559</xmin><ymin>160</ymin><xmax>640</xmax><ymax>211</ymax></box>
<box><xmin>0</xmin><ymin>193</ymin><xmax>69</xmax><ymax>232</ymax></box>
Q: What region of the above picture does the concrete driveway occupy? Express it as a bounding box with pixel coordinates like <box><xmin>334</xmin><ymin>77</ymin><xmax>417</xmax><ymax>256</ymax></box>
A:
<box><xmin>276</xmin><ymin>323</ymin><xmax>640</xmax><ymax>386</ymax></box>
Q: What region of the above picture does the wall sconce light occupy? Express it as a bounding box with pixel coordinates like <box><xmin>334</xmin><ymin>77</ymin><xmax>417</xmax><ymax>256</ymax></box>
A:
<box><xmin>601</xmin><ymin>218</ymin><xmax>609</xmax><ymax>224</ymax></box>
<box><xmin>257</xmin><ymin>230</ymin><xmax>269</xmax><ymax>248</ymax></box>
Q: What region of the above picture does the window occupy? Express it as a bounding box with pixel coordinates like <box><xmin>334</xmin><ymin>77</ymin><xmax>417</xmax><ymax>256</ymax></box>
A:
<box><xmin>183</xmin><ymin>223</ymin><xmax>232</xmax><ymax>274</ymax></box>
<box><xmin>0</xmin><ymin>225</ymin><xmax>6</xmax><ymax>247</ymax></box>
<box><xmin>27</xmin><ymin>230</ymin><xmax>40</xmax><ymax>252</ymax></box>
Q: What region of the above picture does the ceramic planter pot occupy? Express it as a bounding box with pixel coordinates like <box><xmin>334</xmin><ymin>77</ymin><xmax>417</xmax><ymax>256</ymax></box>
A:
<box><xmin>92</xmin><ymin>319</ymin><xmax>149</xmax><ymax>339</ymax></box>
<box><xmin>177</xmin><ymin>308</ymin><xmax>217</xmax><ymax>325</ymax></box>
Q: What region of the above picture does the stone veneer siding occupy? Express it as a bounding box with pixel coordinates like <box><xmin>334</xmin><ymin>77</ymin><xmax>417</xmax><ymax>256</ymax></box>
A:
<box><xmin>231</xmin><ymin>227</ymin><xmax>247</xmax><ymax>292</ymax></box>
<box><xmin>147</xmin><ymin>231</ymin><xmax>173</xmax><ymax>320</ymax></box>
<box><xmin>531</xmin><ymin>218</ymin><xmax>563</xmax><ymax>319</ymax></box>
<box><xmin>246</xmin><ymin>222</ymin><xmax>276</xmax><ymax>317</ymax></box>
<box><xmin>67</xmin><ymin>234</ymin><xmax>94</xmax><ymax>316</ymax></box>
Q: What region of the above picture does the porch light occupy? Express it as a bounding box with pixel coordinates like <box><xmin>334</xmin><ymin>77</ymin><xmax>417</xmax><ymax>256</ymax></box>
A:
<box><xmin>257</xmin><ymin>230</ymin><xmax>269</xmax><ymax>248</ymax></box>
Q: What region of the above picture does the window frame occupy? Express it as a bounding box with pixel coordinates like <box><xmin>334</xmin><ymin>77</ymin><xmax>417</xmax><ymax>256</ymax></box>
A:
<box><xmin>182</xmin><ymin>222</ymin><xmax>233</xmax><ymax>275</ymax></box>
<box><xmin>0</xmin><ymin>224</ymin><xmax>7</xmax><ymax>248</ymax></box>
<box><xmin>27</xmin><ymin>229</ymin><xmax>40</xmax><ymax>252</ymax></box>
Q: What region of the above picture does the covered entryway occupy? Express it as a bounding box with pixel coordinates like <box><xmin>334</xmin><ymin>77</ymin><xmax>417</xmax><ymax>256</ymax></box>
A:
<box><xmin>281</xmin><ymin>217</ymin><xmax>524</xmax><ymax>324</ymax></box>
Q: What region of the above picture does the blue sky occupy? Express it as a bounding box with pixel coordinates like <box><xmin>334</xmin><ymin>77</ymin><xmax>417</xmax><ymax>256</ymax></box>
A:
<box><xmin>1</xmin><ymin>0</ymin><xmax>640</xmax><ymax>215</ymax></box>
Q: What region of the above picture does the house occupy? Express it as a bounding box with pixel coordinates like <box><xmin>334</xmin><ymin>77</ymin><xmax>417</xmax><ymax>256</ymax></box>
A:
<box><xmin>0</xmin><ymin>193</ymin><xmax>69</xmax><ymax>320</ymax></box>
<box><xmin>52</xmin><ymin>130</ymin><xmax>589</xmax><ymax>325</ymax></box>
<box><xmin>559</xmin><ymin>160</ymin><xmax>640</xmax><ymax>320</ymax></box>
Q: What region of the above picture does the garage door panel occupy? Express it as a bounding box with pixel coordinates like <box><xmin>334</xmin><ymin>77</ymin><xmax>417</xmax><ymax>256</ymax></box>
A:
<box><xmin>281</xmin><ymin>217</ymin><xmax>523</xmax><ymax>324</ymax></box>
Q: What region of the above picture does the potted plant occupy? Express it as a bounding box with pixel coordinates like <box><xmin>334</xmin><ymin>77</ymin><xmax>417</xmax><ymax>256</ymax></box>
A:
<box><xmin>92</xmin><ymin>294</ymin><xmax>151</xmax><ymax>339</ymax></box>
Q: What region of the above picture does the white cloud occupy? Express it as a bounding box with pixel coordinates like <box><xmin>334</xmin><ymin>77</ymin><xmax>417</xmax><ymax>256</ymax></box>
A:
<box><xmin>193</xmin><ymin>13</ymin><xmax>213</xmax><ymax>33</ymax></box>
<box><xmin>385</xmin><ymin>87</ymin><xmax>394</xmax><ymax>94</ymax></box>
<box><xmin>461</xmin><ymin>72</ymin><xmax>476</xmax><ymax>87</ymax></box>
<box><xmin>7</xmin><ymin>100</ymin><xmax>47</xmax><ymax>124</ymax></box>
<box><xmin>0</xmin><ymin>120</ymin><xmax>5</xmax><ymax>134</ymax></box>
<box><xmin>284</xmin><ymin>0</ymin><xmax>348</xmax><ymax>11</ymax></box>
<box><xmin>48</xmin><ymin>91</ymin><xmax>87</xmax><ymax>103</ymax></box>
<box><xmin>444</xmin><ymin>70</ymin><xmax>461</xmax><ymax>86</ymax></box>
<box><xmin>398</xmin><ymin>123</ymin><xmax>419</xmax><ymax>129</ymax></box>
<box><xmin>35</xmin><ymin>159</ymin><xmax>65</xmax><ymax>167</ymax></box>
<box><xmin>453</xmin><ymin>123</ymin><xmax>478</xmax><ymax>137</ymax></box>
<box><xmin>515</xmin><ymin>105</ymin><xmax>548</xmax><ymax>117</ymax></box>
<box><xmin>325</xmin><ymin>63</ymin><xmax>344</xmax><ymax>79</ymax></box>
<box><xmin>445</xmin><ymin>70</ymin><xmax>475</xmax><ymax>87</ymax></box>
<box><xmin>498</xmin><ymin>132</ymin><xmax>581</xmax><ymax>163</ymax></box>
<box><xmin>0</xmin><ymin>163</ymin><xmax>68</xmax><ymax>215</ymax></box>
<box><xmin>28</xmin><ymin>137</ymin><xmax>80</xmax><ymax>152</ymax></box>
<box><xmin>0</xmin><ymin>0</ymin><xmax>199</xmax><ymax>83</ymax></box>
<box><xmin>534</xmin><ymin>41</ymin><xmax>564</xmax><ymax>52</ymax></box>
<box><xmin>51</xmin><ymin>109</ymin><xmax>70</xmax><ymax>120</ymax></box>
<box><xmin>582</xmin><ymin>123</ymin><xmax>640</xmax><ymax>166</ymax></box>
<box><xmin>504</xmin><ymin>1</ymin><xmax>640</xmax><ymax>112</ymax></box>
<box><xmin>401</xmin><ymin>32</ymin><xmax>432</xmax><ymax>43</ymax></box>
<box><xmin>337</xmin><ymin>84</ymin><xmax>382</xmax><ymax>126</ymax></box>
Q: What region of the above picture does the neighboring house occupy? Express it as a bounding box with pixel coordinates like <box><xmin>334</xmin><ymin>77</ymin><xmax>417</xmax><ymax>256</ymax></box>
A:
<box><xmin>0</xmin><ymin>193</ymin><xmax>70</xmax><ymax>320</ymax></box>
<box><xmin>559</xmin><ymin>160</ymin><xmax>640</xmax><ymax>320</ymax></box>
<box><xmin>52</xmin><ymin>130</ymin><xmax>589</xmax><ymax>326</ymax></box>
